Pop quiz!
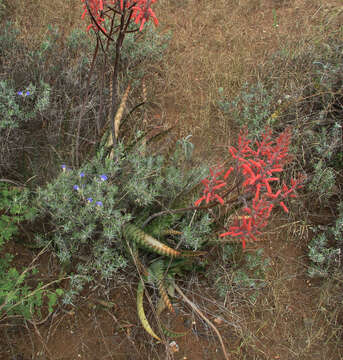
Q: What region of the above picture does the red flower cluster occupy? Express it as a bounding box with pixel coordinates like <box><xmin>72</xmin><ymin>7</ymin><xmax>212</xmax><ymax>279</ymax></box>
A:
<box><xmin>194</xmin><ymin>167</ymin><xmax>233</xmax><ymax>206</ymax></box>
<box><xmin>195</xmin><ymin>128</ymin><xmax>305</xmax><ymax>249</ymax></box>
<box><xmin>81</xmin><ymin>0</ymin><xmax>158</xmax><ymax>33</ymax></box>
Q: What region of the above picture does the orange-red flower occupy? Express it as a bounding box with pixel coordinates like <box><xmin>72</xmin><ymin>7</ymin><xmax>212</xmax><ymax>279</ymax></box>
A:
<box><xmin>81</xmin><ymin>0</ymin><xmax>159</xmax><ymax>33</ymax></box>
<box><xmin>196</xmin><ymin>128</ymin><xmax>305</xmax><ymax>249</ymax></box>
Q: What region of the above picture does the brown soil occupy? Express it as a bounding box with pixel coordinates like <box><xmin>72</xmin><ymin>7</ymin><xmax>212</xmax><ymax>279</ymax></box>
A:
<box><xmin>1</xmin><ymin>0</ymin><xmax>343</xmax><ymax>359</ymax></box>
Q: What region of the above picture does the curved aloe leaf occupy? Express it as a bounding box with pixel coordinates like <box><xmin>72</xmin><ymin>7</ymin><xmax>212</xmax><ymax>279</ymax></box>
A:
<box><xmin>124</xmin><ymin>224</ymin><xmax>207</xmax><ymax>258</ymax></box>
<box><xmin>137</xmin><ymin>278</ymin><xmax>162</xmax><ymax>342</ymax></box>
<box><xmin>157</xmin><ymin>277</ymin><xmax>175</xmax><ymax>314</ymax></box>
<box><xmin>161</xmin><ymin>324</ymin><xmax>189</xmax><ymax>338</ymax></box>
<box><xmin>124</xmin><ymin>224</ymin><xmax>182</xmax><ymax>258</ymax></box>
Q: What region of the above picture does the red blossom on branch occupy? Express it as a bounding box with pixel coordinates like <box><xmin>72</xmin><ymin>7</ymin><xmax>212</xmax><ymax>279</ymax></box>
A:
<box><xmin>81</xmin><ymin>0</ymin><xmax>158</xmax><ymax>33</ymax></box>
<box><xmin>195</xmin><ymin>128</ymin><xmax>305</xmax><ymax>249</ymax></box>
<box><xmin>194</xmin><ymin>167</ymin><xmax>233</xmax><ymax>206</ymax></box>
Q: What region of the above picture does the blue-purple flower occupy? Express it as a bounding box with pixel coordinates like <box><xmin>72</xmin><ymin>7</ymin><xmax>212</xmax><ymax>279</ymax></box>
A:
<box><xmin>80</xmin><ymin>172</ymin><xmax>85</xmax><ymax>178</ymax></box>
<box><xmin>100</xmin><ymin>174</ymin><xmax>108</xmax><ymax>181</ymax></box>
<box><xmin>17</xmin><ymin>91</ymin><xmax>23</xmax><ymax>96</ymax></box>
<box><xmin>73</xmin><ymin>185</ymin><xmax>80</xmax><ymax>191</ymax></box>
<box><xmin>96</xmin><ymin>201</ymin><xmax>103</xmax><ymax>207</ymax></box>
<box><xmin>87</xmin><ymin>197</ymin><xmax>93</xmax><ymax>203</ymax></box>
<box><xmin>61</xmin><ymin>164</ymin><xmax>67</xmax><ymax>172</ymax></box>
<box><xmin>25</xmin><ymin>91</ymin><xmax>30</xmax><ymax>96</ymax></box>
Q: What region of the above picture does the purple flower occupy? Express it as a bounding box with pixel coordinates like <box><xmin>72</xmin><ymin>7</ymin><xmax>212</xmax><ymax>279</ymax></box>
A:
<box><xmin>73</xmin><ymin>185</ymin><xmax>80</xmax><ymax>191</ymax></box>
<box><xmin>96</xmin><ymin>201</ymin><xmax>103</xmax><ymax>207</ymax></box>
<box><xmin>87</xmin><ymin>198</ymin><xmax>93</xmax><ymax>203</ymax></box>
<box><xmin>25</xmin><ymin>91</ymin><xmax>30</xmax><ymax>96</ymax></box>
<box><xmin>100</xmin><ymin>174</ymin><xmax>108</xmax><ymax>181</ymax></box>
<box><xmin>17</xmin><ymin>91</ymin><xmax>23</xmax><ymax>96</ymax></box>
<box><xmin>80</xmin><ymin>172</ymin><xmax>85</xmax><ymax>178</ymax></box>
<box><xmin>61</xmin><ymin>164</ymin><xmax>67</xmax><ymax>172</ymax></box>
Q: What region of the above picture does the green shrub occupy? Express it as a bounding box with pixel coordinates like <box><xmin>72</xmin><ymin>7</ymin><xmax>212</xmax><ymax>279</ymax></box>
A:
<box><xmin>0</xmin><ymin>183</ymin><xmax>36</xmax><ymax>247</ymax></box>
<box><xmin>0</xmin><ymin>183</ymin><xmax>63</xmax><ymax>320</ymax></box>
<box><xmin>0</xmin><ymin>255</ymin><xmax>64</xmax><ymax>320</ymax></box>
<box><xmin>218</xmin><ymin>82</ymin><xmax>279</xmax><ymax>138</ymax></box>
<box><xmin>34</xmin><ymin>138</ymin><xmax>210</xmax><ymax>300</ymax></box>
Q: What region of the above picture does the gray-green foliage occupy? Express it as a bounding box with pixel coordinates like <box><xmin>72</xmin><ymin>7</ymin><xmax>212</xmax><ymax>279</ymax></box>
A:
<box><xmin>35</xmin><ymin>138</ymin><xmax>210</xmax><ymax>297</ymax></box>
<box><xmin>308</xmin><ymin>203</ymin><xmax>343</xmax><ymax>278</ymax></box>
<box><xmin>307</xmin><ymin>122</ymin><xmax>341</xmax><ymax>203</ymax></box>
<box><xmin>106</xmin><ymin>20</ymin><xmax>171</xmax><ymax>81</ymax></box>
<box><xmin>0</xmin><ymin>80</ymin><xmax>51</xmax><ymax>129</ymax></box>
<box><xmin>0</xmin><ymin>20</ymin><xmax>170</xmax><ymax>176</ymax></box>
<box><xmin>0</xmin><ymin>22</ymin><xmax>92</xmax><ymax>175</ymax></box>
<box><xmin>215</xmin><ymin>245</ymin><xmax>270</xmax><ymax>304</ymax></box>
<box><xmin>179</xmin><ymin>213</ymin><xmax>212</xmax><ymax>250</ymax></box>
<box><xmin>218</xmin><ymin>82</ymin><xmax>278</xmax><ymax>137</ymax></box>
<box><xmin>308</xmin><ymin>161</ymin><xmax>336</xmax><ymax>203</ymax></box>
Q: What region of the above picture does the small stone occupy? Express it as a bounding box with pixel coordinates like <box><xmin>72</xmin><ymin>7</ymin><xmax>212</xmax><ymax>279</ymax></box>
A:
<box><xmin>169</xmin><ymin>341</ymin><xmax>179</xmax><ymax>353</ymax></box>
<box><xmin>214</xmin><ymin>317</ymin><xmax>224</xmax><ymax>325</ymax></box>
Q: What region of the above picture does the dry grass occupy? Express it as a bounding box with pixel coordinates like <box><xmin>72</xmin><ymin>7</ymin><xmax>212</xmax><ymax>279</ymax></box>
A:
<box><xmin>149</xmin><ymin>0</ymin><xmax>339</xmax><ymax>155</ymax></box>
<box><xmin>8</xmin><ymin>0</ymin><xmax>84</xmax><ymax>44</ymax></box>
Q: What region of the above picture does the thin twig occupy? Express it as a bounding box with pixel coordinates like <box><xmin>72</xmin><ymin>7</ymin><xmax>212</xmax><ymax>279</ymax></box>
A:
<box><xmin>75</xmin><ymin>36</ymin><xmax>99</xmax><ymax>167</ymax></box>
<box><xmin>31</xmin><ymin>317</ymin><xmax>53</xmax><ymax>359</ymax></box>
<box><xmin>174</xmin><ymin>283</ymin><xmax>230</xmax><ymax>360</ymax></box>
<box><xmin>142</xmin><ymin>187</ymin><xmax>241</xmax><ymax>228</ymax></box>
<box><xmin>0</xmin><ymin>178</ymin><xmax>24</xmax><ymax>186</ymax></box>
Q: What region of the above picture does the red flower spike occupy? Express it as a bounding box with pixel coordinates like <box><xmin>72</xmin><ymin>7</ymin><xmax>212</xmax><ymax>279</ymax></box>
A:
<box><xmin>224</xmin><ymin>167</ymin><xmax>234</xmax><ymax>180</ymax></box>
<box><xmin>249</xmin><ymin>159</ymin><xmax>262</xmax><ymax>168</ymax></box>
<box><xmin>194</xmin><ymin>166</ymin><xmax>230</xmax><ymax>206</ymax></box>
<box><xmin>194</xmin><ymin>196</ymin><xmax>205</xmax><ymax>207</ymax></box>
<box><xmin>254</xmin><ymin>184</ymin><xmax>261</xmax><ymax>202</ymax></box>
<box><xmin>270</xmin><ymin>168</ymin><xmax>283</xmax><ymax>173</ymax></box>
<box><xmin>242</xmin><ymin>163</ymin><xmax>255</xmax><ymax>178</ymax></box>
<box><xmin>264</xmin><ymin>180</ymin><xmax>272</xmax><ymax>194</ymax></box>
<box><xmin>265</xmin><ymin>190</ymin><xmax>281</xmax><ymax>199</ymax></box>
<box><xmin>214</xmin><ymin>194</ymin><xmax>225</xmax><ymax>205</ymax></box>
<box><xmin>279</xmin><ymin>201</ymin><xmax>289</xmax><ymax>213</ymax></box>
<box><xmin>201</xmin><ymin>127</ymin><xmax>305</xmax><ymax>250</ymax></box>
<box><xmin>229</xmin><ymin>147</ymin><xmax>237</xmax><ymax>158</ymax></box>
<box><xmin>266</xmin><ymin>204</ymin><xmax>274</xmax><ymax>218</ymax></box>
<box><xmin>213</xmin><ymin>182</ymin><xmax>227</xmax><ymax>191</ymax></box>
